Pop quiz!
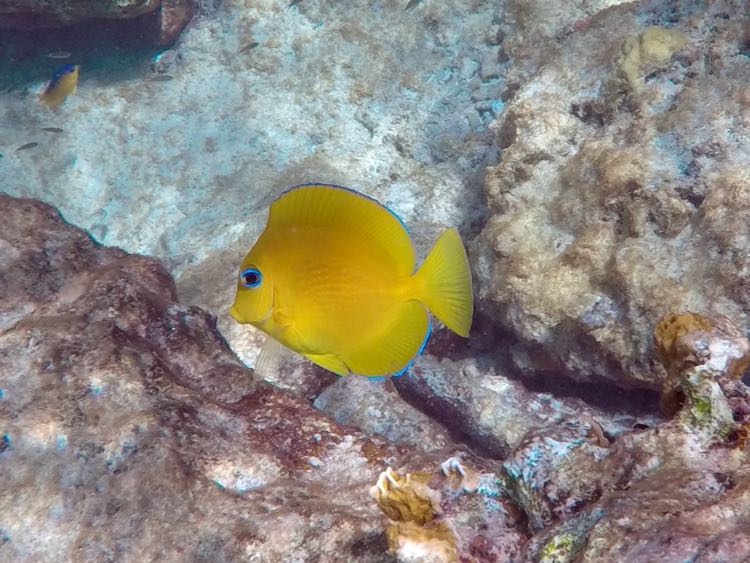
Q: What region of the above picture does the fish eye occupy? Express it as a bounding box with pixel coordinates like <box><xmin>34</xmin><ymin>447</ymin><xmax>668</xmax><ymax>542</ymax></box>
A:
<box><xmin>240</xmin><ymin>267</ymin><xmax>262</xmax><ymax>288</ymax></box>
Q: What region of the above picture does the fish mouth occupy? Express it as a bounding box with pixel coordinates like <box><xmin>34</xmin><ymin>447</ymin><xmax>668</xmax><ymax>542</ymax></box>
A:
<box><xmin>229</xmin><ymin>302</ymin><xmax>273</xmax><ymax>325</ymax></box>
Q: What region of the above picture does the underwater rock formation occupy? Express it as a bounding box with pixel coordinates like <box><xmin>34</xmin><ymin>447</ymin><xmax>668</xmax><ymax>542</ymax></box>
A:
<box><xmin>314</xmin><ymin>376</ymin><xmax>454</xmax><ymax>454</ymax></box>
<box><xmin>475</xmin><ymin>0</ymin><xmax>750</xmax><ymax>389</ymax></box>
<box><xmin>3</xmin><ymin>195</ymin><xmax>750</xmax><ymax>560</ymax></box>
<box><xmin>0</xmin><ymin>0</ymin><xmax>158</xmax><ymax>25</ymax></box>
<box><xmin>520</xmin><ymin>312</ymin><xmax>750</xmax><ymax>562</ymax></box>
<box><xmin>393</xmin><ymin>350</ymin><xmax>659</xmax><ymax>459</ymax></box>
<box><xmin>0</xmin><ymin>0</ymin><xmax>192</xmax><ymax>44</ymax></box>
<box><xmin>370</xmin><ymin>460</ymin><xmax>526</xmax><ymax>563</ymax></box>
<box><xmin>653</xmin><ymin>312</ymin><xmax>750</xmax><ymax>436</ymax></box>
<box><xmin>367</xmin><ymin>312</ymin><xmax>750</xmax><ymax>563</ymax></box>
<box><xmin>0</xmin><ymin>194</ymin><xmax>411</xmax><ymax>560</ymax></box>
<box><xmin>4</xmin><ymin>0</ymin><xmax>750</xmax><ymax>560</ymax></box>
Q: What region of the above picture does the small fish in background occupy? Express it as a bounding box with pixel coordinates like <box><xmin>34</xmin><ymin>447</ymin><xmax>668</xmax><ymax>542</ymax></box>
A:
<box><xmin>239</xmin><ymin>41</ymin><xmax>259</xmax><ymax>53</ymax></box>
<box><xmin>149</xmin><ymin>74</ymin><xmax>174</xmax><ymax>82</ymax></box>
<box><xmin>289</xmin><ymin>0</ymin><xmax>303</xmax><ymax>6</ymax></box>
<box><xmin>151</xmin><ymin>49</ymin><xmax>182</xmax><ymax>75</ymax></box>
<box><xmin>39</xmin><ymin>64</ymin><xmax>79</xmax><ymax>109</ymax></box>
<box><xmin>404</xmin><ymin>0</ymin><xmax>423</xmax><ymax>11</ymax></box>
<box><xmin>46</xmin><ymin>50</ymin><xmax>71</xmax><ymax>59</ymax></box>
<box><xmin>16</xmin><ymin>142</ymin><xmax>38</xmax><ymax>151</ymax></box>
<box><xmin>41</xmin><ymin>127</ymin><xmax>64</xmax><ymax>133</ymax></box>
<box><xmin>230</xmin><ymin>183</ymin><xmax>474</xmax><ymax>379</ymax></box>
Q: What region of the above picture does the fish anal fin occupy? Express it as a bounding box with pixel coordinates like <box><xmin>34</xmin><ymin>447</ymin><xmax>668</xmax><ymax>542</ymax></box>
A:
<box><xmin>344</xmin><ymin>300</ymin><xmax>430</xmax><ymax>377</ymax></box>
<box><xmin>304</xmin><ymin>352</ymin><xmax>351</xmax><ymax>376</ymax></box>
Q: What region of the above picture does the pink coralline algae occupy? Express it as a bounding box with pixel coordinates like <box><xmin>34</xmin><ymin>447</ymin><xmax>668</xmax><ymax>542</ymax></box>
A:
<box><xmin>0</xmin><ymin>194</ymin><xmax>403</xmax><ymax>561</ymax></box>
<box><xmin>4</xmin><ymin>192</ymin><xmax>750</xmax><ymax>561</ymax></box>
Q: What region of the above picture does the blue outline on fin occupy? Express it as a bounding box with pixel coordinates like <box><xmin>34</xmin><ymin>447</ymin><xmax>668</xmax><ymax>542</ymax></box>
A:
<box><xmin>281</xmin><ymin>182</ymin><xmax>410</xmax><ymax>235</ymax></box>
<box><xmin>390</xmin><ymin>317</ymin><xmax>432</xmax><ymax>378</ymax></box>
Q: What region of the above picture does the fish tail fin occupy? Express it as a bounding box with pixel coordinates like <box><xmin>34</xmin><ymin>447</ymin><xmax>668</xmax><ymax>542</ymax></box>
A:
<box><xmin>413</xmin><ymin>227</ymin><xmax>473</xmax><ymax>337</ymax></box>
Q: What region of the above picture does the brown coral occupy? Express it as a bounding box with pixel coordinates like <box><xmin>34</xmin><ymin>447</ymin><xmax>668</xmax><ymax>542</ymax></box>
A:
<box><xmin>370</xmin><ymin>467</ymin><xmax>436</xmax><ymax>525</ymax></box>
<box><xmin>654</xmin><ymin>312</ymin><xmax>750</xmax><ymax>418</ymax></box>
<box><xmin>654</xmin><ymin>312</ymin><xmax>750</xmax><ymax>380</ymax></box>
<box><xmin>608</xmin><ymin>26</ymin><xmax>689</xmax><ymax>94</ymax></box>
<box><xmin>370</xmin><ymin>467</ymin><xmax>458</xmax><ymax>562</ymax></box>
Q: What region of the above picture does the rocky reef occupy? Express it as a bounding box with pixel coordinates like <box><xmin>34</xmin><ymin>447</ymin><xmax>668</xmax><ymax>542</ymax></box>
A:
<box><xmin>4</xmin><ymin>194</ymin><xmax>750</xmax><ymax>560</ymax></box>
<box><xmin>0</xmin><ymin>195</ymin><xmax>404</xmax><ymax>560</ymax></box>
<box><xmin>2</xmin><ymin>0</ymin><xmax>750</xmax><ymax>561</ymax></box>
<box><xmin>0</xmin><ymin>0</ymin><xmax>192</xmax><ymax>44</ymax></box>
<box><xmin>474</xmin><ymin>0</ymin><xmax>750</xmax><ymax>391</ymax></box>
<box><xmin>368</xmin><ymin>309</ymin><xmax>750</xmax><ymax>562</ymax></box>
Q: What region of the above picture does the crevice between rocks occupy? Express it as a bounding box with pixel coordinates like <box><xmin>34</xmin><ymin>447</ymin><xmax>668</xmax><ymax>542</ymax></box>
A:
<box><xmin>431</xmin><ymin>313</ymin><xmax>662</xmax><ymax>418</ymax></box>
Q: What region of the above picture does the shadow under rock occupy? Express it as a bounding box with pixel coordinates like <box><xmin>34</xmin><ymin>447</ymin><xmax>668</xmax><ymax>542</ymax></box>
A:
<box><xmin>425</xmin><ymin>312</ymin><xmax>662</xmax><ymax>419</ymax></box>
<box><xmin>0</xmin><ymin>14</ymin><xmax>167</xmax><ymax>94</ymax></box>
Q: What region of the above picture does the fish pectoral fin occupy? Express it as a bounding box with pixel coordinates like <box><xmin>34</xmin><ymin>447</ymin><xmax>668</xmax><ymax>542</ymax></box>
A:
<box><xmin>303</xmin><ymin>353</ymin><xmax>351</xmax><ymax>376</ymax></box>
<box><xmin>253</xmin><ymin>336</ymin><xmax>292</xmax><ymax>381</ymax></box>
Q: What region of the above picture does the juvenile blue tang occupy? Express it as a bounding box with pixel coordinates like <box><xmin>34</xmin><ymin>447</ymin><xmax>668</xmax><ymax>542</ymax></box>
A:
<box><xmin>230</xmin><ymin>183</ymin><xmax>474</xmax><ymax>378</ymax></box>
<box><xmin>39</xmin><ymin>64</ymin><xmax>79</xmax><ymax>108</ymax></box>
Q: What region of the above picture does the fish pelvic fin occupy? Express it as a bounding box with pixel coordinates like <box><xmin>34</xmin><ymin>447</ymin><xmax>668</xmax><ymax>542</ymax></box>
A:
<box><xmin>413</xmin><ymin>227</ymin><xmax>473</xmax><ymax>337</ymax></box>
<box><xmin>254</xmin><ymin>336</ymin><xmax>291</xmax><ymax>381</ymax></box>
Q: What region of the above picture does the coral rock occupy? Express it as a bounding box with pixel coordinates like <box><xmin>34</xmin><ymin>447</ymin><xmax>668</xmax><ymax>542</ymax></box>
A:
<box><xmin>0</xmin><ymin>0</ymin><xmax>158</xmax><ymax>27</ymax></box>
<box><xmin>371</xmin><ymin>459</ymin><xmax>526</xmax><ymax>562</ymax></box>
<box><xmin>654</xmin><ymin>312</ymin><xmax>750</xmax><ymax>382</ymax></box>
<box><xmin>608</xmin><ymin>26</ymin><xmax>689</xmax><ymax>94</ymax></box>
<box><xmin>314</xmin><ymin>376</ymin><xmax>453</xmax><ymax>453</ymax></box>
<box><xmin>0</xmin><ymin>0</ymin><xmax>192</xmax><ymax>44</ymax></box>
<box><xmin>156</xmin><ymin>0</ymin><xmax>194</xmax><ymax>45</ymax></box>
<box><xmin>0</xmin><ymin>194</ymin><xmax>409</xmax><ymax>561</ymax></box>
<box><xmin>475</xmin><ymin>2</ymin><xmax>750</xmax><ymax>389</ymax></box>
<box><xmin>653</xmin><ymin>312</ymin><xmax>750</xmax><ymax>441</ymax></box>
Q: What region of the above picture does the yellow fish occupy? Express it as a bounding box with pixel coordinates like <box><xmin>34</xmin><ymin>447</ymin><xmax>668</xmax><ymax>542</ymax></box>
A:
<box><xmin>230</xmin><ymin>184</ymin><xmax>474</xmax><ymax>378</ymax></box>
<box><xmin>39</xmin><ymin>64</ymin><xmax>79</xmax><ymax>109</ymax></box>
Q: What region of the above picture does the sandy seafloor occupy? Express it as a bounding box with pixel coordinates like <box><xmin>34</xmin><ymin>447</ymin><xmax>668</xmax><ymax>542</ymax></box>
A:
<box><xmin>0</xmin><ymin>0</ymin><xmax>506</xmax><ymax>366</ymax></box>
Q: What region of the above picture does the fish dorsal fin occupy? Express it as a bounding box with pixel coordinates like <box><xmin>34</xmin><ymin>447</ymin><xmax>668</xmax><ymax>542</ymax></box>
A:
<box><xmin>268</xmin><ymin>184</ymin><xmax>415</xmax><ymax>275</ymax></box>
